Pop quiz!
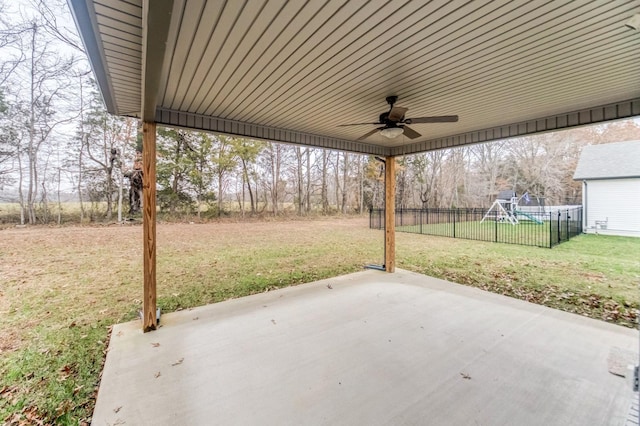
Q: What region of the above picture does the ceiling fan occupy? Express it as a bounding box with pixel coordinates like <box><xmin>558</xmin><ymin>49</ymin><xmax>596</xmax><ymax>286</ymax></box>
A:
<box><xmin>338</xmin><ymin>96</ymin><xmax>458</xmax><ymax>140</ymax></box>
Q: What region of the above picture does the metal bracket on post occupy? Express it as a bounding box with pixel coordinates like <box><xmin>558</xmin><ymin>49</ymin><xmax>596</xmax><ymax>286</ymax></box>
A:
<box><xmin>365</xmin><ymin>264</ymin><xmax>386</xmax><ymax>271</ymax></box>
<box><xmin>139</xmin><ymin>308</ymin><xmax>161</xmax><ymax>325</ymax></box>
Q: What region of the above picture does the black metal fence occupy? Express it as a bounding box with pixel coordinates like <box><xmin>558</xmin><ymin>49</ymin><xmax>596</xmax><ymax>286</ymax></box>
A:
<box><xmin>369</xmin><ymin>207</ymin><xmax>583</xmax><ymax>248</ymax></box>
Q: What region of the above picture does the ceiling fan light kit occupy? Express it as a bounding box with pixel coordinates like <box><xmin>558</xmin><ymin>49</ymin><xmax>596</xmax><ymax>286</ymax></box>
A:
<box><xmin>338</xmin><ymin>96</ymin><xmax>459</xmax><ymax>141</ymax></box>
<box><xmin>380</xmin><ymin>127</ymin><xmax>404</xmax><ymax>139</ymax></box>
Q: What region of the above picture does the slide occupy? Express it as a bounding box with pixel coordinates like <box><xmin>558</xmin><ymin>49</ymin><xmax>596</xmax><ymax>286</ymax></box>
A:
<box><xmin>515</xmin><ymin>210</ymin><xmax>543</xmax><ymax>224</ymax></box>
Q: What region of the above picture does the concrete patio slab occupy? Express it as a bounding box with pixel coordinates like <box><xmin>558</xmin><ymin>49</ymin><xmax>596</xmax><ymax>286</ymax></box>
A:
<box><xmin>93</xmin><ymin>269</ymin><xmax>637</xmax><ymax>425</ymax></box>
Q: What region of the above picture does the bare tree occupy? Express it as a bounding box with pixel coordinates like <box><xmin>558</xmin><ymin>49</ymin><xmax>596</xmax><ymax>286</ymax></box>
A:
<box><xmin>82</xmin><ymin>93</ymin><xmax>136</xmax><ymax>220</ymax></box>
<box><xmin>211</xmin><ymin>135</ymin><xmax>236</xmax><ymax>216</ymax></box>
<box><xmin>231</xmin><ymin>138</ymin><xmax>263</xmax><ymax>214</ymax></box>
<box><xmin>17</xmin><ymin>21</ymin><xmax>77</xmax><ymax>224</ymax></box>
<box><xmin>294</xmin><ymin>146</ymin><xmax>305</xmax><ymax>215</ymax></box>
<box><xmin>320</xmin><ymin>149</ymin><xmax>329</xmax><ymax>213</ymax></box>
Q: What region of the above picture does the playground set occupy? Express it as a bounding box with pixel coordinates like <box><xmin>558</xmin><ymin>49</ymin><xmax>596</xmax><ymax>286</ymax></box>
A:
<box><xmin>480</xmin><ymin>190</ymin><xmax>545</xmax><ymax>225</ymax></box>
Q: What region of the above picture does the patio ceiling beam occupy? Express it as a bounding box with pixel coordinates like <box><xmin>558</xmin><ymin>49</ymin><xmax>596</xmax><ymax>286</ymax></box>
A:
<box><xmin>141</xmin><ymin>0</ymin><xmax>173</xmax><ymax>122</ymax></box>
<box><xmin>154</xmin><ymin>108</ymin><xmax>391</xmax><ymax>156</ymax></box>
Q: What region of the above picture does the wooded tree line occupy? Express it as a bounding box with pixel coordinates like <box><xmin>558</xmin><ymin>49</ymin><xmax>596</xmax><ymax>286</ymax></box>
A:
<box><xmin>1</xmin><ymin>0</ymin><xmax>639</xmax><ymax>223</ymax></box>
<box><xmin>147</xmin><ymin>119</ymin><xmax>640</xmax><ymax>218</ymax></box>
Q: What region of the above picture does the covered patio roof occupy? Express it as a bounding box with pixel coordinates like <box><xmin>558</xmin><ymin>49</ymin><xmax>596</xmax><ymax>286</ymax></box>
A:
<box><xmin>70</xmin><ymin>0</ymin><xmax>640</xmax><ymax>156</ymax></box>
<box><xmin>68</xmin><ymin>0</ymin><xmax>640</xmax><ymax>331</ymax></box>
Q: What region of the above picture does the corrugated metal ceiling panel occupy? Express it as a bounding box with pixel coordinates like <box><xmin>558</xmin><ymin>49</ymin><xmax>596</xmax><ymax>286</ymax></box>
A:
<box><xmin>71</xmin><ymin>0</ymin><xmax>640</xmax><ymax>154</ymax></box>
<box><xmin>93</xmin><ymin>0</ymin><xmax>142</xmax><ymax>115</ymax></box>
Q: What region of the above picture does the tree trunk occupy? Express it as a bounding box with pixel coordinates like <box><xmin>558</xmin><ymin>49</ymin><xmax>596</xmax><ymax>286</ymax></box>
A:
<box><xmin>27</xmin><ymin>24</ymin><xmax>37</xmax><ymax>225</ymax></box>
<box><xmin>359</xmin><ymin>155</ymin><xmax>364</xmax><ymax>214</ymax></box>
<box><xmin>57</xmin><ymin>168</ymin><xmax>62</xmax><ymax>225</ymax></box>
<box><xmin>341</xmin><ymin>152</ymin><xmax>348</xmax><ymax>214</ymax></box>
<box><xmin>240</xmin><ymin>177</ymin><xmax>245</xmax><ymax>216</ymax></box>
<box><xmin>265</xmin><ymin>144</ymin><xmax>281</xmax><ymax>215</ymax></box>
<box><xmin>78</xmin><ymin>78</ymin><xmax>85</xmax><ymax>223</ymax></box>
<box><xmin>321</xmin><ymin>149</ymin><xmax>329</xmax><ymax>214</ymax></box>
<box><xmin>40</xmin><ymin>177</ymin><xmax>48</xmax><ymax>223</ymax></box>
<box><xmin>334</xmin><ymin>153</ymin><xmax>340</xmax><ymax>212</ymax></box>
<box><xmin>241</xmin><ymin>158</ymin><xmax>255</xmax><ymax>213</ymax></box>
<box><xmin>17</xmin><ymin>150</ymin><xmax>25</xmax><ymax>225</ymax></box>
<box><xmin>217</xmin><ymin>172</ymin><xmax>223</xmax><ymax>216</ymax></box>
<box><xmin>236</xmin><ymin>181</ymin><xmax>243</xmax><ymax>215</ymax></box>
<box><xmin>117</xmin><ymin>163</ymin><xmax>123</xmax><ymax>222</ymax></box>
<box><xmin>296</xmin><ymin>147</ymin><xmax>303</xmax><ymax>215</ymax></box>
<box><xmin>305</xmin><ymin>148</ymin><xmax>311</xmax><ymax>213</ymax></box>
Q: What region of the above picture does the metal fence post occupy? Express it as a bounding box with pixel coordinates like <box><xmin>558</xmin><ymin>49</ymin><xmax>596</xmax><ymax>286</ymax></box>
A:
<box><xmin>549</xmin><ymin>212</ymin><xmax>552</xmax><ymax>248</ymax></box>
<box><xmin>453</xmin><ymin>209</ymin><xmax>456</xmax><ymax>238</ymax></box>
<box><xmin>368</xmin><ymin>206</ymin><xmax>583</xmax><ymax>247</ymax></box>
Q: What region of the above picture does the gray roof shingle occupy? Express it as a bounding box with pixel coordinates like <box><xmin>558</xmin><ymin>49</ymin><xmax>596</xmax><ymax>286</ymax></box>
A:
<box><xmin>573</xmin><ymin>140</ymin><xmax>640</xmax><ymax>180</ymax></box>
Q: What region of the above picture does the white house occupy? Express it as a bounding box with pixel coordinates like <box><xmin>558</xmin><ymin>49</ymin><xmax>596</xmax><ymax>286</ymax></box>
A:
<box><xmin>573</xmin><ymin>140</ymin><xmax>640</xmax><ymax>237</ymax></box>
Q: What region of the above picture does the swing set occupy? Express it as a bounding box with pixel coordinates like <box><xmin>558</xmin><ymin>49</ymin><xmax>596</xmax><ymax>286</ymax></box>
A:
<box><xmin>480</xmin><ymin>190</ymin><xmax>544</xmax><ymax>225</ymax></box>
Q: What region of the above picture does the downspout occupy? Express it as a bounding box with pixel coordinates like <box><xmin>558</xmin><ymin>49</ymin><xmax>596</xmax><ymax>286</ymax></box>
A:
<box><xmin>583</xmin><ymin>180</ymin><xmax>587</xmax><ymax>233</ymax></box>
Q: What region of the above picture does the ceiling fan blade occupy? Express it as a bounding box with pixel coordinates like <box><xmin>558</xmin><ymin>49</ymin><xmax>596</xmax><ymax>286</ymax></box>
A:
<box><xmin>402</xmin><ymin>125</ymin><xmax>421</xmax><ymax>139</ymax></box>
<box><xmin>357</xmin><ymin>128</ymin><xmax>383</xmax><ymax>141</ymax></box>
<box><xmin>388</xmin><ymin>106</ymin><xmax>408</xmax><ymax>121</ymax></box>
<box><xmin>407</xmin><ymin>115</ymin><xmax>458</xmax><ymax>123</ymax></box>
<box><xmin>337</xmin><ymin>122</ymin><xmax>381</xmax><ymax>127</ymax></box>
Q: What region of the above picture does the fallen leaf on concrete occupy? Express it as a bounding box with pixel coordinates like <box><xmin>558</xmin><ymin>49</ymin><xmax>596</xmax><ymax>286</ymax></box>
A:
<box><xmin>460</xmin><ymin>372</ymin><xmax>471</xmax><ymax>380</ymax></box>
<box><xmin>271</xmin><ymin>319</ymin><xmax>276</xmax><ymax>325</ymax></box>
<box><xmin>171</xmin><ymin>358</ymin><xmax>184</xmax><ymax>366</ymax></box>
<box><xmin>155</xmin><ymin>371</ymin><xmax>161</xmax><ymax>378</ymax></box>
<box><xmin>113</xmin><ymin>406</ymin><xmax>122</xmax><ymax>413</ymax></box>
<box><xmin>327</xmin><ymin>284</ymin><xmax>333</xmax><ymax>289</ymax></box>
<box><xmin>151</xmin><ymin>342</ymin><xmax>160</xmax><ymax>347</ymax></box>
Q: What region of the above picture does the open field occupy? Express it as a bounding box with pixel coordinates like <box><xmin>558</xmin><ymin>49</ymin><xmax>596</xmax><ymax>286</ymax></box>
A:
<box><xmin>1</xmin><ymin>217</ymin><xmax>639</xmax><ymax>424</ymax></box>
<box><xmin>0</xmin><ymin>201</ymin><xmax>323</xmax><ymax>226</ymax></box>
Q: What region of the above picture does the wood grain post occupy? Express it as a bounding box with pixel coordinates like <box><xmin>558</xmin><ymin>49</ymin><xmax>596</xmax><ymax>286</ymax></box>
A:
<box><xmin>142</xmin><ymin>122</ymin><xmax>157</xmax><ymax>332</ymax></box>
<box><xmin>384</xmin><ymin>156</ymin><xmax>395</xmax><ymax>273</ymax></box>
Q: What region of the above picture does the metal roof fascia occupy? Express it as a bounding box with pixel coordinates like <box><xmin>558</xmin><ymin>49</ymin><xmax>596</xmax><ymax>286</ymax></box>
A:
<box><xmin>391</xmin><ymin>98</ymin><xmax>640</xmax><ymax>156</ymax></box>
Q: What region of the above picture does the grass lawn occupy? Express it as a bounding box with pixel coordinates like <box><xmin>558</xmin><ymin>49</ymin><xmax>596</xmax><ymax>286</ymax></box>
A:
<box><xmin>1</xmin><ymin>217</ymin><xmax>638</xmax><ymax>424</ymax></box>
<box><xmin>397</xmin><ymin>219</ymin><xmax>553</xmax><ymax>247</ymax></box>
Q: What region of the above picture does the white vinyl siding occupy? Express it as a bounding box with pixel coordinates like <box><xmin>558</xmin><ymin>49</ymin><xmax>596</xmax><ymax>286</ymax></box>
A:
<box><xmin>585</xmin><ymin>178</ymin><xmax>640</xmax><ymax>237</ymax></box>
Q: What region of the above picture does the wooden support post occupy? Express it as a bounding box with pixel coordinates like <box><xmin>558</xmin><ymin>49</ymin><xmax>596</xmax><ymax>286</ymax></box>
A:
<box><xmin>385</xmin><ymin>156</ymin><xmax>395</xmax><ymax>273</ymax></box>
<box><xmin>142</xmin><ymin>122</ymin><xmax>157</xmax><ymax>332</ymax></box>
